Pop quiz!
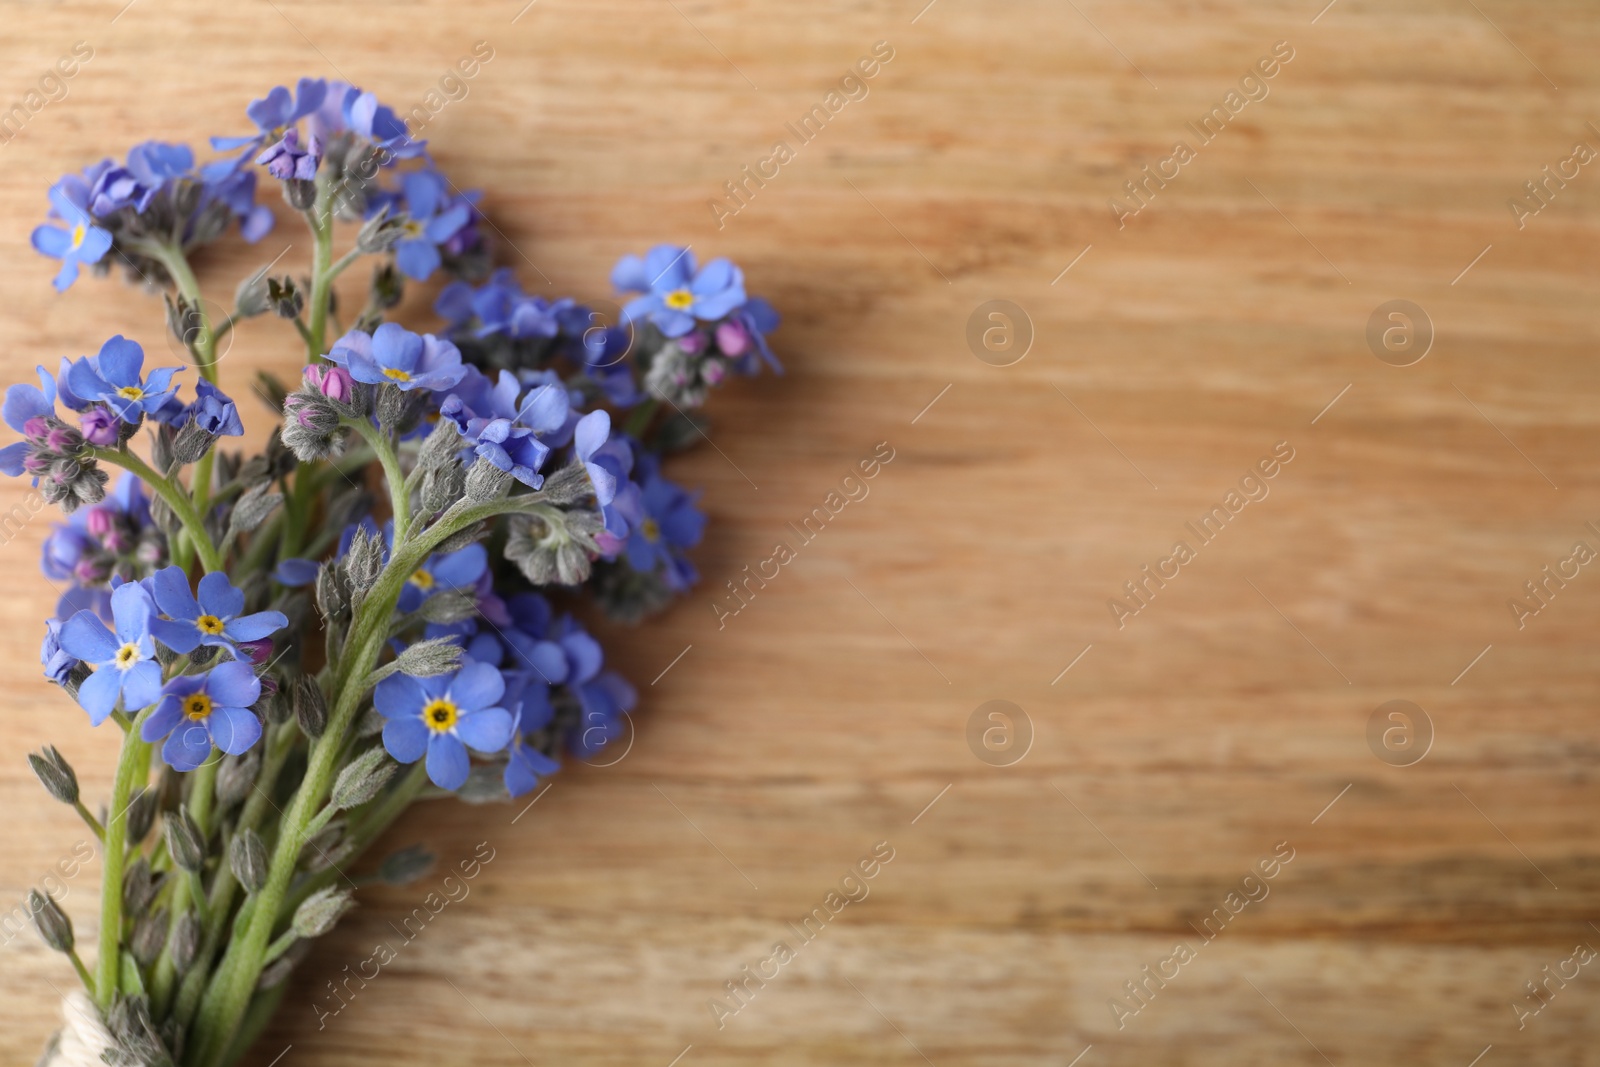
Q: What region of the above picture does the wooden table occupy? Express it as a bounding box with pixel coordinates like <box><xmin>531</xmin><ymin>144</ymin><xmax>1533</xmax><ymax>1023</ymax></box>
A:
<box><xmin>2</xmin><ymin>1</ymin><xmax>1597</xmax><ymax>1063</ymax></box>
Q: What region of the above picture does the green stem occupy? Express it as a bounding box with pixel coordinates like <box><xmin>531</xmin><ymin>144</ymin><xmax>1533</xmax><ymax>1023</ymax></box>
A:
<box><xmin>188</xmin><ymin>494</ymin><xmax>545</xmax><ymax>1064</ymax></box>
<box><xmin>149</xmin><ymin>759</ymin><xmax>219</xmax><ymax>1014</ymax></box>
<box><xmin>304</xmin><ymin>178</ymin><xmax>336</xmax><ymax>360</ymax></box>
<box><xmin>73</xmin><ymin>801</ymin><xmax>104</xmax><ymax>841</ymax></box>
<box><xmin>147</xmin><ymin>243</ymin><xmax>218</xmax><ymax>384</ymax></box>
<box><xmin>95</xmin><ymin>706</ymin><xmax>154</xmax><ymax>1009</ymax></box>
<box><xmin>346</xmin><ymin>418</ymin><xmax>408</xmax><ymax>535</ymax></box>
<box><xmin>91</xmin><ymin>447</ymin><xmax>224</xmax><ymax>573</ymax></box>
<box><xmin>67</xmin><ymin>947</ymin><xmax>94</xmax><ymax>991</ymax></box>
<box><xmin>173</xmin><ymin>724</ymin><xmax>295</xmax><ymax>1030</ymax></box>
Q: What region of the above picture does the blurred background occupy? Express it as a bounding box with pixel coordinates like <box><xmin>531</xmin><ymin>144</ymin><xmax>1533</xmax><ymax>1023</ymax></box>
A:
<box><xmin>2</xmin><ymin>1</ymin><xmax>1598</xmax><ymax>1063</ymax></box>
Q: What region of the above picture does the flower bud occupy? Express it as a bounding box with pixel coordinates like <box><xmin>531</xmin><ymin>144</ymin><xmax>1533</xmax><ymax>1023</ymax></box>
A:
<box><xmin>28</xmin><ymin>746</ymin><xmax>78</xmax><ymax>805</ymax></box>
<box><xmin>387</xmin><ymin>637</ymin><xmax>463</xmax><ymax>680</ymax></box>
<box><xmin>28</xmin><ymin>890</ymin><xmax>73</xmax><ymax>953</ymax></box>
<box><xmin>121</xmin><ymin>858</ymin><xmax>162</xmax><ymax>918</ymax></box>
<box><xmin>377</xmin><ymin>845</ymin><xmax>435</xmax><ymax>887</ymax></box>
<box><xmin>464</xmin><ymin>455</ymin><xmax>512</xmax><ymax>504</ymax></box>
<box><xmin>230</xmin><ymin>828</ymin><xmax>269</xmax><ymax>893</ymax></box>
<box><xmin>369</xmin><ymin>262</ymin><xmax>404</xmax><ymax>310</ymax></box>
<box><xmin>294</xmin><ymin>675</ymin><xmax>328</xmax><ymax>739</ymax></box>
<box><xmin>170</xmin><ymin>910</ymin><xmax>201</xmax><ymax>974</ymax></box>
<box><xmin>304</xmin><ymin>364</ymin><xmax>354</xmax><ymax>405</ymax></box>
<box><xmin>715</xmin><ymin>319</ymin><xmax>751</xmax><ymax>357</ymax></box>
<box><xmin>315</xmin><ymin>561</ymin><xmax>349</xmax><ymax>620</ymax></box>
<box><xmin>285</xmin><ymin>178</ymin><xmax>317</xmax><ymax>211</ymax></box>
<box><xmin>292</xmin><ymin>885</ymin><xmax>354</xmax><ymax>938</ymax></box>
<box><xmin>375</xmin><ymin>382</ymin><xmax>423</xmax><ymax>433</ymax></box>
<box><xmin>126</xmin><ymin>787</ymin><xmax>157</xmax><ymax>844</ymax></box>
<box><xmin>420</xmin><ymin>463</ymin><xmax>467</xmax><ymax>515</ymax></box>
<box><xmin>216</xmin><ymin>748</ymin><xmax>261</xmax><ymax>809</ymax></box>
<box><xmin>131</xmin><ymin>907</ymin><xmax>169</xmax><ymax>968</ymax></box>
<box><xmin>171</xmin><ymin>417</ymin><xmax>217</xmax><ymax>466</ymax></box>
<box><xmin>418</xmin><ymin>590</ymin><xmax>477</xmax><ymax>625</ymax></box>
<box><xmin>267</xmin><ymin>276</ymin><xmax>304</xmax><ymax>319</ymax></box>
<box><xmin>229</xmin><ymin>486</ymin><xmax>284</xmax><ymax>534</ymax></box>
<box><xmin>79</xmin><ymin>407</ymin><xmax>120</xmax><ymax>447</ymax></box>
<box><xmin>235</xmin><ymin>270</ymin><xmax>273</xmax><ymax>318</ymax></box>
<box><xmin>165</xmin><ymin>807</ymin><xmax>206</xmax><ymax>873</ymax></box>
<box><xmin>356</xmin><ymin>205</ymin><xmax>405</xmax><ymax>253</ymax></box>
<box><xmin>331</xmin><ymin>746</ymin><xmax>397</xmax><ymax>810</ymax></box>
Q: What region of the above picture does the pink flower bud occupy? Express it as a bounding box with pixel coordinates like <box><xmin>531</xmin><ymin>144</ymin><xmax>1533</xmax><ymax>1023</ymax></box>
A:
<box><xmin>715</xmin><ymin>319</ymin><xmax>751</xmax><ymax>357</ymax></box>
<box><xmin>304</xmin><ymin>365</ymin><xmax>353</xmax><ymax>403</ymax></box>
<box><xmin>23</xmin><ymin>416</ymin><xmax>51</xmax><ymax>441</ymax></box>
<box><xmin>238</xmin><ymin>638</ymin><xmax>274</xmax><ymax>666</ymax></box>
<box><xmin>85</xmin><ymin>508</ymin><xmax>114</xmax><ymax>536</ymax></box>
<box><xmin>701</xmin><ymin>358</ymin><xmax>727</xmax><ymax>386</ymax></box>
<box><xmin>677</xmin><ymin>330</ymin><xmax>707</xmax><ymax>356</ymax></box>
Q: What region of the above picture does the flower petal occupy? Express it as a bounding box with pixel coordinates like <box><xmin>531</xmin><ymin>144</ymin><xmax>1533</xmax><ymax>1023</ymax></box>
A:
<box><xmin>207</xmin><ymin>705</ymin><xmax>262</xmax><ymax>756</ymax></box>
<box><xmin>205</xmin><ymin>661</ymin><xmax>262</xmax><ymax>708</ymax></box>
<box><xmin>60</xmin><ymin>610</ymin><xmax>117</xmax><ymax>663</ymax></box>
<box><xmin>76</xmin><ymin>668</ymin><xmax>123</xmax><ymax>726</ymax></box>
<box><xmin>197</xmin><ymin>571</ymin><xmax>246</xmax><ymax>619</ymax></box>
<box><xmin>425</xmin><ymin>733</ymin><xmax>470</xmax><ymax>790</ymax></box>
<box><xmin>163</xmin><ymin>724</ymin><xmax>213</xmax><ymax>772</ymax></box>
<box><xmin>446</xmin><ymin>660</ymin><xmax>504</xmax><ymax>712</ymax></box>
<box><xmin>121</xmin><ymin>660</ymin><xmax>165</xmax><ymax>711</ymax></box>
<box><xmin>141</xmin><ymin>696</ymin><xmax>184</xmax><ymax>742</ymax></box>
<box><xmin>151</xmin><ymin>565</ymin><xmax>201</xmax><ymax>621</ymax></box>
<box><xmin>223</xmin><ymin>609</ymin><xmax>287</xmax><ymax>643</ymax></box>
<box><xmin>382</xmin><ymin>717</ymin><xmax>429</xmax><ymax>764</ymax></box>
<box><xmin>374</xmin><ymin>672</ymin><xmax>428</xmax><ymax>719</ymax></box>
<box><xmin>455</xmin><ymin>707</ymin><xmax>513</xmax><ymax>753</ymax></box>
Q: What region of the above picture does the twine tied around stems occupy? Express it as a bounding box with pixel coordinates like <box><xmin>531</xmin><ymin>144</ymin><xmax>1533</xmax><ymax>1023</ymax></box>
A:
<box><xmin>38</xmin><ymin>989</ymin><xmax>117</xmax><ymax>1067</ymax></box>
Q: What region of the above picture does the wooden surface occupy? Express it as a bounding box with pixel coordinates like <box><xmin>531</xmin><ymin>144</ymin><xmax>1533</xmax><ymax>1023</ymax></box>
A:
<box><xmin>3</xmin><ymin>1</ymin><xmax>1599</xmax><ymax>1063</ymax></box>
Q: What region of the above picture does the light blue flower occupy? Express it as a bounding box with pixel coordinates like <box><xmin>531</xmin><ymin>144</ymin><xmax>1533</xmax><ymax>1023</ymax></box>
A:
<box><xmin>140</xmin><ymin>661</ymin><xmax>263</xmax><ymax>771</ymax></box>
<box><xmin>612</xmin><ymin>244</ymin><xmax>746</xmax><ymax>337</ymax></box>
<box><xmin>58</xmin><ymin>582</ymin><xmax>163</xmax><ymax>725</ymax></box>
<box><xmin>31</xmin><ymin>180</ymin><xmax>113</xmax><ymax>292</ymax></box>
<box><xmin>375</xmin><ymin>659</ymin><xmax>514</xmax><ymax>790</ymax></box>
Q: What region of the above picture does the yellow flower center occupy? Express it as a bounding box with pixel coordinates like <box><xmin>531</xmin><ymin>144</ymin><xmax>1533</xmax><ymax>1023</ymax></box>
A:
<box><xmin>409</xmin><ymin>569</ymin><xmax>435</xmax><ymax>591</ymax></box>
<box><xmin>183</xmin><ymin>693</ymin><xmax>214</xmax><ymax>721</ymax></box>
<box><xmin>641</xmin><ymin>518</ymin><xmax>661</xmax><ymax>542</ymax></box>
<box><xmin>116</xmin><ymin>385</ymin><xmax>145</xmax><ymax>401</ymax></box>
<box><xmin>195</xmin><ymin>614</ymin><xmax>226</xmax><ymax>635</ymax></box>
<box><xmin>663</xmin><ymin>289</ymin><xmax>695</xmax><ymax>311</ymax></box>
<box><xmin>71</xmin><ymin>222</ymin><xmax>87</xmax><ymax>250</ymax></box>
<box><xmin>383</xmin><ymin>368</ymin><xmax>412</xmax><ymax>383</ymax></box>
<box><xmin>422</xmin><ymin>698</ymin><xmax>459</xmax><ymax>733</ymax></box>
<box><xmin>402</xmin><ymin>219</ymin><xmax>425</xmax><ymax>238</ymax></box>
<box><xmin>114</xmin><ymin>643</ymin><xmax>141</xmax><ymax>670</ymax></box>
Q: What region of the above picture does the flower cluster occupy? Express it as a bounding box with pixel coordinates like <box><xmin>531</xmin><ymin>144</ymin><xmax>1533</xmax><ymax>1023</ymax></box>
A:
<box><xmin>12</xmin><ymin>77</ymin><xmax>779</xmax><ymax>1067</ymax></box>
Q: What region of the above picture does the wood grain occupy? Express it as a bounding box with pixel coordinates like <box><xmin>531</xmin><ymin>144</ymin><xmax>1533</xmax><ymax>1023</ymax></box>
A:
<box><xmin>2</xmin><ymin>0</ymin><xmax>1599</xmax><ymax>1063</ymax></box>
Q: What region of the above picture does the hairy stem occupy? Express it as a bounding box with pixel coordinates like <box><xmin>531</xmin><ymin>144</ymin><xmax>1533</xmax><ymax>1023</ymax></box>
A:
<box><xmin>95</xmin><ymin>705</ymin><xmax>154</xmax><ymax>1009</ymax></box>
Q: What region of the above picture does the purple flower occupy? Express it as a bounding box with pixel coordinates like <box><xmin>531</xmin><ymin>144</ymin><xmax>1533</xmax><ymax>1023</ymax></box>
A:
<box><xmin>65</xmin><ymin>337</ymin><xmax>181</xmax><ymax>423</ymax></box>
<box><xmin>625</xmin><ymin>466</ymin><xmax>705</xmax><ymax>590</ymax></box>
<box><xmin>79</xmin><ymin>407</ymin><xmax>119</xmax><ymax>446</ymax></box>
<box><xmin>375</xmin><ymin>659</ymin><xmax>514</xmax><ymax>790</ymax></box>
<box><xmin>255</xmin><ymin>127</ymin><xmax>323</xmax><ymax>181</ymax></box>
<box><xmin>58</xmin><ymin>582</ymin><xmax>162</xmax><ymax>725</ymax></box>
<box><xmin>140</xmin><ymin>661</ymin><xmax>263</xmax><ymax>772</ymax></box>
<box><xmin>31</xmin><ymin>180</ymin><xmax>113</xmax><ymax>292</ymax></box>
<box><xmin>440</xmin><ymin>369</ymin><xmax>571</xmax><ymax>488</ymax></box>
<box><xmin>612</xmin><ymin>244</ymin><xmax>746</xmax><ymax>337</ymax></box>
<box><xmin>187</xmin><ymin>381</ymin><xmax>243</xmax><ymax>437</ymax></box>
<box><xmin>0</xmin><ymin>366</ymin><xmax>61</xmax><ymax>476</ymax></box>
<box><xmin>326</xmin><ymin>323</ymin><xmax>466</xmax><ymax>392</ymax></box>
<box><xmin>208</xmin><ymin>78</ymin><xmax>329</xmax><ymax>173</ymax></box>
<box><xmin>392</xmin><ymin>170</ymin><xmax>471</xmax><ymax>281</ymax></box>
<box><xmin>148</xmin><ymin>567</ymin><xmax>288</xmax><ymax>659</ymax></box>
